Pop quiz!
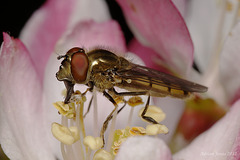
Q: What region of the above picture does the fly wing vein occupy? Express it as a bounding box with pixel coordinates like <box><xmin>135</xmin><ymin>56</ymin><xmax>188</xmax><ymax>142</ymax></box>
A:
<box><xmin>117</xmin><ymin>63</ymin><xmax>207</xmax><ymax>93</ymax></box>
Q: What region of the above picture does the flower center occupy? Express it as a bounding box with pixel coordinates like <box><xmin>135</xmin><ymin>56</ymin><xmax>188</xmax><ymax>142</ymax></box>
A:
<box><xmin>51</xmin><ymin>90</ymin><xmax>168</xmax><ymax>160</ymax></box>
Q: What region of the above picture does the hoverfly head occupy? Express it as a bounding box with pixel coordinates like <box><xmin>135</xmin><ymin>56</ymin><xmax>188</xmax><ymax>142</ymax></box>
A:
<box><xmin>56</xmin><ymin>47</ymin><xmax>89</xmax><ymax>84</ymax></box>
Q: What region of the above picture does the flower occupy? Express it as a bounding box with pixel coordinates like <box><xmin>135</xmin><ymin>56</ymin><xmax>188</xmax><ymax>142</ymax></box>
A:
<box><xmin>2</xmin><ymin>0</ymin><xmax>239</xmax><ymax>160</ymax></box>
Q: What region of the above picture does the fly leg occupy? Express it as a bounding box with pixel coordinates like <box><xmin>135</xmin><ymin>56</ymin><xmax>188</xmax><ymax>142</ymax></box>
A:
<box><xmin>82</xmin><ymin>83</ymin><xmax>94</xmax><ymax>118</ymax></box>
<box><xmin>108</xmin><ymin>100</ymin><xmax>127</xmax><ymax>120</ymax></box>
<box><xmin>141</xmin><ymin>94</ymin><xmax>158</xmax><ymax>124</ymax></box>
<box><xmin>106</xmin><ymin>87</ymin><xmax>146</xmax><ymax>118</ymax></box>
<box><xmin>84</xmin><ymin>94</ymin><xmax>127</xmax><ymax>119</ymax></box>
<box><xmin>111</xmin><ymin>88</ymin><xmax>158</xmax><ymax>124</ymax></box>
<box><xmin>83</xmin><ymin>95</ymin><xmax>93</xmax><ymax>118</ymax></box>
<box><xmin>100</xmin><ymin>91</ymin><xmax>119</xmax><ymax>147</ymax></box>
<box><xmin>110</xmin><ymin>87</ymin><xmax>158</xmax><ymax>122</ymax></box>
<box><xmin>64</xmin><ymin>81</ymin><xmax>75</xmax><ymax>104</ymax></box>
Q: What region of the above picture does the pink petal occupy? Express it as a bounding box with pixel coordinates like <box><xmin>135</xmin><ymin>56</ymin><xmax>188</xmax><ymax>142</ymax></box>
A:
<box><xmin>20</xmin><ymin>0</ymin><xmax>110</xmax><ymax>82</ymax></box>
<box><xmin>219</xmin><ymin>22</ymin><xmax>240</xmax><ymax>104</ymax></box>
<box><xmin>230</xmin><ymin>131</ymin><xmax>240</xmax><ymax>160</ymax></box>
<box><xmin>117</xmin><ymin>0</ymin><xmax>193</xmax><ymax>75</ymax></box>
<box><xmin>19</xmin><ymin>0</ymin><xmax>75</xmax><ymax>82</ymax></box>
<box><xmin>55</xmin><ymin>20</ymin><xmax>127</xmax><ymax>53</ymax></box>
<box><xmin>172</xmin><ymin>0</ymin><xmax>187</xmax><ymax>17</ymax></box>
<box><xmin>128</xmin><ymin>39</ymin><xmax>167</xmax><ymax>72</ymax></box>
<box><xmin>0</xmin><ymin>33</ymin><xmax>56</xmax><ymax>159</ymax></box>
<box><xmin>173</xmin><ymin>99</ymin><xmax>240</xmax><ymax>160</ymax></box>
<box><xmin>115</xmin><ymin>136</ymin><xmax>172</xmax><ymax>160</ymax></box>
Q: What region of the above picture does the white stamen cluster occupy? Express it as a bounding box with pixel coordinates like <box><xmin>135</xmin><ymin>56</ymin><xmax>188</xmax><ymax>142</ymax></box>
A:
<box><xmin>51</xmin><ymin>91</ymin><xmax>168</xmax><ymax>159</ymax></box>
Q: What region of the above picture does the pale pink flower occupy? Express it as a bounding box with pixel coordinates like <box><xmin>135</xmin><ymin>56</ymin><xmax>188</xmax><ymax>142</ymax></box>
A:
<box><xmin>2</xmin><ymin>0</ymin><xmax>239</xmax><ymax>160</ymax></box>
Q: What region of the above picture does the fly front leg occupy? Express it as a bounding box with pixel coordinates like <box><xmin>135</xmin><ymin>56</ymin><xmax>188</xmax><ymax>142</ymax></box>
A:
<box><xmin>82</xmin><ymin>83</ymin><xmax>94</xmax><ymax>118</ymax></box>
<box><xmin>83</xmin><ymin>95</ymin><xmax>93</xmax><ymax>118</ymax></box>
<box><xmin>141</xmin><ymin>94</ymin><xmax>159</xmax><ymax>124</ymax></box>
<box><xmin>64</xmin><ymin>81</ymin><xmax>75</xmax><ymax>104</ymax></box>
<box><xmin>100</xmin><ymin>90</ymin><xmax>119</xmax><ymax>148</ymax></box>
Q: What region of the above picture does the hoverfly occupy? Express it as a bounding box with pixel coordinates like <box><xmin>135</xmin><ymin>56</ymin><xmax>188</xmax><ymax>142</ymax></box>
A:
<box><xmin>56</xmin><ymin>47</ymin><xmax>207</xmax><ymax>146</ymax></box>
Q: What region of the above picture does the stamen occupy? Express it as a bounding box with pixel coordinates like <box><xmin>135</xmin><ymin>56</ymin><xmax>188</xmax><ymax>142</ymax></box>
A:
<box><xmin>146</xmin><ymin>124</ymin><xmax>169</xmax><ymax>135</ymax></box>
<box><xmin>83</xmin><ymin>136</ymin><xmax>103</xmax><ymax>150</ymax></box>
<box><xmin>53</xmin><ymin>101</ymin><xmax>76</xmax><ymax>119</ymax></box>
<box><xmin>106</xmin><ymin>106</ymin><xmax>118</xmax><ymax>152</ymax></box>
<box><xmin>93</xmin><ymin>149</ymin><xmax>113</xmax><ymax>160</ymax></box>
<box><xmin>74</xmin><ymin>91</ymin><xmax>86</xmax><ymax>159</ymax></box>
<box><xmin>61</xmin><ymin>142</ymin><xmax>67</xmax><ymax>159</ymax></box>
<box><xmin>138</xmin><ymin>105</ymin><xmax>166</xmax><ymax>123</ymax></box>
<box><xmin>127</xmin><ymin>96</ymin><xmax>143</xmax><ymax>126</ymax></box>
<box><xmin>93</xmin><ymin>88</ymin><xmax>98</xmax><ymax>137</ymax></box>
<box><xmin>51</xmin><ymin>122</ymin><xmax>80</xmax><ymax>145</ymax></box>
<box><xmin>111</xmin><ymin>127</ymin><xmax>146</xmax><ymax>155</ymax></box>
<box><xmin>52</xmin><ymin>87</ymin><xmax>169</xmax><ymax>159</ymax></box>
<box><xmin>129</xmin><ymin>127</ymin><xmax>146</xmax><ymax>135</ymax></box>
<box><xmin>127</xmin><ymin>107</ymin><xmax>134</xmax><ymax>126</ymax></box>
<box><xmin>52</xmin><ymin>91</ymin><xmax>87</xmax><ymax>160</ymax></box>
<box><xmin>127</xmin><ymin>96</ymin><xmax>144</xmax><ymax>107</ymax></box>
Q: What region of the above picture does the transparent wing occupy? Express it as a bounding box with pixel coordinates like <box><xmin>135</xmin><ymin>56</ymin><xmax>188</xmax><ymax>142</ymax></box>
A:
<box><xmin>115</xmin><ymin>63</ymin><xmax>207</xmax><ymax>98</ymax></box>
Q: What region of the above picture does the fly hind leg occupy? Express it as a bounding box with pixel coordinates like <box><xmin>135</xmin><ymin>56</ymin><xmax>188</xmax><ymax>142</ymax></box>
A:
<box><xmin>111</xmin><ymin>88</ymin><xmax>158</xmax><ymax>124</ymax></box>
<box><xmin>141</xmin><ymin>94</ymin><xmax>159</xmax><ymax>124</ymax></box>
<box><xmin>110</xmin><ymin>87</ymin><xmax>147</xmax><ymax>96</ymax></box>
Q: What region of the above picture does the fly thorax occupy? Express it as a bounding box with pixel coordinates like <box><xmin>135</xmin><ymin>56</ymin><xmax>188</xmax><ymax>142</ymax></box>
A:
<box><xmin>91</xmin><ymin>73</ymin><xmax>114</xmax><ymax>90</ymax></box>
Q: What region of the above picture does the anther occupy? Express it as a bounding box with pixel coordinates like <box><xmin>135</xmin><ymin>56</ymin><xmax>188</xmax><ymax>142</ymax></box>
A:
<box><xmin>146</xmin><ymin>124</ymin><xmax>169</xmax><ymax>135</ymax></box>
<box><xmin>83</xmin><ymin>136</ymin><xmax>103</xmax><ymax>150</ymax></box>
<box><xmin>51</xmin><ymin>122</ymin><xmax>80</xmax><ymax>145</ymax></box>
<box><xmin>139</xmin><ymin>105</ymin><xmax>166</xmax><ymax>123</ymax></box>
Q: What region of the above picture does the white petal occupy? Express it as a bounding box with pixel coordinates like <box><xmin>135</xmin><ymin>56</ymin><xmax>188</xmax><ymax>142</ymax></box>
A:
<box><xmin>154</xmin><ymin>97</ymin><xmax>185</xmax><ymax>142</ymax></box>
<box><xmin>186</xmin><ymin>0</ymin><xmax>239</xmax><ymax>72</ymax></box>
<box><xmin>220</xmin><ymin>21</ymin><xmax>240</xmax><ymax>103</ymax></box>
<box><xmin>116</xmin><ymin>136</ymin><xmax>172</xmax><ymax>160</ymax></box>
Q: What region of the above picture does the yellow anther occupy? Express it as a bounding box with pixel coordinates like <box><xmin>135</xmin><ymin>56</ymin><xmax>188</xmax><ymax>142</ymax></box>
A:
<box><xmin>139</xmin><ymin>105</ymin><xmax>166</xmax><ymax>123</ymax></box>
<box><xmin>51</xmin><ymin>122</ymin><xmax>80</xmax><ymax>145</ymax></box>
<box><xmin>71</xmin><ymin>90</ymin><xmax>86</xmax><ymax>103</ymax></box>
<box><xmin>146</xmin><ymin>124</ymin><xmax>169</xmax><ymax>135</ymax></box>
<box><xmin>74</xmin><ymin>90</ymin><xmax>81</xmax><ymax>94</ymax></box>
<box><xmin>129</xmin><ymin>127</ymin><xmax>146</xmax><ymax>136</ymax></box>
<box><xmin>93</xmin><ymin>149</ymin><xmax>113</xmax><ymax>160</ymax></box>
<box><xmin>69</xmin><ymin>126</ymin><xmax>80</xmax><ymax>141</ymax></box>
<box><xmin>53</xmin><ymin>101</ymin><xmax>76</xmax><ymax>119</ymax></box>
<box><xmin>127</xmin><ymin>96</ymin><xmax>144</xmax><ymax>107</ymax></box>
<box><xmin>112</xmin><ymin>126</ymin><xmax>147</xmax><ymax>155</ymax></box>
<box><xmin>112</xmin><ymin>138</ymin><xmax>127</xmax><ymax>155</ymax></box>
<box><xmin>113</xmin><ymin>95</ymin><xmax>125</xmax><ymax>104</ymax></box>
<box><xmin>83</xmin><ymin>136</ymin><xmax>103</xmax><ymax>150</ymax></box>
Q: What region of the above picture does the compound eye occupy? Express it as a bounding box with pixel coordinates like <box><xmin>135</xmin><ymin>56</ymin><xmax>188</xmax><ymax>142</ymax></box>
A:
<box><xmin>71</xmin><ymin>49</ymin><xmax>89</xmax><ymax>83</ymax></box>
<box><xmin>67</xmin><ymin>47</ymin><xmax>84</xmax><ymax>55</ymax></box>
